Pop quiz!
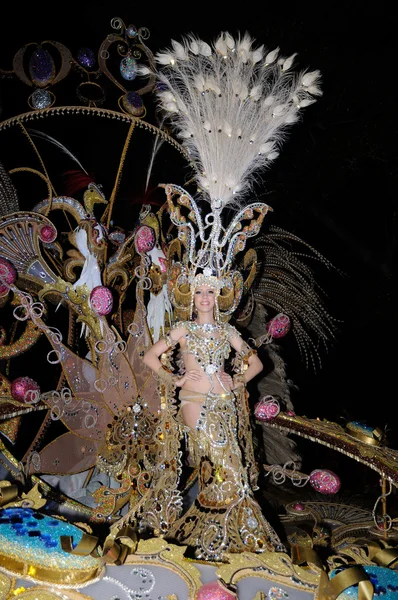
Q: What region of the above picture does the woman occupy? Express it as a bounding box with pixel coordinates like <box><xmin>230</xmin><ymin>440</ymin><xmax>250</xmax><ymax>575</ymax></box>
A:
<box><xmin>143</xmin><ymin>280</ymin><xmax>286</xmax><ymax>560</ymax></box>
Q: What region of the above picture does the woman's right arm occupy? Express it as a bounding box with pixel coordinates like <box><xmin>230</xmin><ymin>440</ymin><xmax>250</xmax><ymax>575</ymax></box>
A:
<box><xmin>142</xmin><ymin>325</ymin><xmax>202</xmax><ymax>387</ymax></box>
<box><xmin>142</xmin><ymin>325</ymin><xmax>187</xmax><ymax>373</ymax></box>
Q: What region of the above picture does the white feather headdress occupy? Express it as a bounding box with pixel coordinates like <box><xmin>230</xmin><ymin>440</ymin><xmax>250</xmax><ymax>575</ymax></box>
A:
<box><xmin>140</xmin><ymin>31</ymin><xmax>322</xmax><ymax>210</ymax></box>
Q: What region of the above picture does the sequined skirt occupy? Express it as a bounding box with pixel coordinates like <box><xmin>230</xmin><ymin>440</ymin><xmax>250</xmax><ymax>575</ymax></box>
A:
<box><xmin>169</xmin><ymin>390</ymin><xmax>286</xmax><ymax>561</ymax></box>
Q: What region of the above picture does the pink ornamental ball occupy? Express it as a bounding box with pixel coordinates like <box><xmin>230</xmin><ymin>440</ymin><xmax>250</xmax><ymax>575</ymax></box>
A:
<box><xmin>309</xmin><ymin>469</ymin><xmax>341</xmax><ymax>495</ymax></box>
<box><xmin>196</xmin><ymin>581</ymin><xmax>237</xmax><ymax>600</ymax></box>
<box><xmin>135</xmin><ymin>225</ymin><xmax>156</xmax><ymax>254</ymax></box>
<box><xmin>11</xmin><ymin>376</ymin><xmax>41</xmax><ymax>403</ymax></box>
<box><xmin>254</xmin><ymin>395</ymin><xmax>280</xmax><ymax>421</ymax></box>
<box><xmin>39</xmin><ymin>224</ymin><xmax>57</xmax><ymax>243</ymax></box>
<box><xmin>267</xmin><ymin>313</ymin><xmax>291</xmax><ymax>339</ymax></box>
<box><xmin>90</xmin><ymin>286</ymin><xmax>113</xmax><ymax>316</ymax></box>
<box><xmin>0</xmin><ymin>257</ymin><xmax>17</xmax><ymax>296</ymax></box>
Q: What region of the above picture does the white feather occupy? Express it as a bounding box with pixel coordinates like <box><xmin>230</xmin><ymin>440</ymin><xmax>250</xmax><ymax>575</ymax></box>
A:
<box><xmin>156</xmin><ymin>52</ymin><xmax>175</xmax><ymax>65</ymax></box>
<box><xmin>224</xmin><ymin>175</ymin><xmax>238</xmax><ymax>190</ymax></box>
<box><xmin>263</xmin><ymin>95</ymin><xmax>275</xmax><ymax>107</ymax></box>
<box><xmin>298</xmin><ymin>98</ymin><xmax>316</xmax><ymax>108</ymax></box>
<box><xmin>137</xmin><ymin>65</ymin><xmax>152</xmax><ymax>76</ymax></box>
<box><xmin>158</xmin><ymin>91</ymin><xmax>175</xmax><ymax>103</ymax></box>
<box><xmin>165</xmin><ymin>102</ymin><xmax>179</xmax><ymax>113</ymax></box>
<box><xmin>189</xmin><ymin>38</ymin><xmax>200</xmax><ymax>55</ymax></box>
<box><xmin>249</xmin><ymin>85</ymin><xmax>262</xmax><ymax>101</ymax></box>
<box><xmin>171</xmin><ymin>39</ymin><xmax>188</xmax><ymax>61</ymax></box>
<box><xmin>199</xmin><ymin>41</ymin><xmax>212</xmax><ymax>56</ymax></box>
<box><xmin>193</xmin><ymin>74</ymin><xmax>206</xmax><ymax>93</ymax></box>
<box><xmin>206</xmin><ymin>78</ymin><xmax>221</xmax><ymax>96</ymax></box>
<box><xmin>259</xmin><ymin>142</ymin><xmax>275</xmax><ymax>154</ymax></box>
<box><xmin>237</xmin><ymin>34</ymin><xmax>252</xmax><ymax>53</ymax></box>
<box><xmin>308</xmin><ymin>85</ymin><xmax>323</xmax><ymax>96</ymax></box>
<box><xmin>282</xmin><ymin>53</ymin><xmax>297</xmax><ymax>71</ymax></box>
<box><xmin>199</xmin><ymin>175</ymin><xmax>210</xmax><ymax>189</ymax></box>
<box><xmin>265</xmin><ymin>47</ymin><xmax>279</xmax><ymax>64</ymax></box>
<box><xmin>272</xmin><ymin>105</ymin><xmax>287</xmax><ymax>117</ymax></box>
<box><xmin>215</xmin><ymin>34</ymin><xmax>228</xmax><ymax>57</ymax></box>
<box><xmin>176</xmin><ymin>97</ymin><xmax>188</xmax><ymax>114</ymax></box>
<box><xmin>154</xmin><ymin>33</ymin><xmax>322</xmax><ymax>208</ymax></box>
<box><xmin>28</xmin><ymin>129</ymin><xmax>88</xmax><ymax>174</ymax></box>
<box><xmin>238</xmin><ymin>49</ymin><xmax>249</xmax><ymax>64</ymax></box>
<box><xmin>178</xmin><ymin>129</ymin><xmax>193</xmax><ymax>139</ymax></box>
<box><xmin>223</xmin><ymin>121</ymin><xmax>232</xmax><ymax>137</ymax></box>
<box><xmin>232</xmin><ymin>79</ymin><xmax>242</xmax><ymax>96</ymax></box>
<box><xmin>251</xmin><ymin>45</ymin><xmax>264</xmax><ymax>64</ymax></box>
<box><xmin>225</xmin><ymin>32</ymin><xmax>235</xmax><ymax>50</ymax></box>
<box><xmin>239</xmin><ymin>83</ymin><xmax>249</xmax><ymax>100</ymax></box>
<box><xmin>301</xmin><ymin>70</ymin><xmax>321</xmax><ymax>87</ymax></box>
<box><xmin>285</xmin><ymin>113</ymin><xmax>299</xmax><ymax>123</ymax></box>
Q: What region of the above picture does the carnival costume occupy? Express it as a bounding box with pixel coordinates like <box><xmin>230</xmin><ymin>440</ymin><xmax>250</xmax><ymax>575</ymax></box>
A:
<box><xmin>129</xmin><ymin>33</ymin><xmax>325</xmax><ymax>559</ymax></box>
<box><xmin>0</xmin><ymin>29</ymin><xmax>331</xmax><ymax>561</ymax></box>
<box><xmin>158</xmin><ymin>321</ymin><xmax>285</xmax><ymax>559</ymax></box>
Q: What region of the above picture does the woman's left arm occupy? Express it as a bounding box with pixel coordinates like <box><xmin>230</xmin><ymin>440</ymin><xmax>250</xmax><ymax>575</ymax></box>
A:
<box><xmin>229</xmin><ymin>331</ymin><xmax>263</xmax><ymax>387</ymax></box>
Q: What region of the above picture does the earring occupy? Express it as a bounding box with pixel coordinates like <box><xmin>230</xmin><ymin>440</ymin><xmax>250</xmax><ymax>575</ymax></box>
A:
<box><xmin>214</xmin><ymin>299</ymin><xmax>220</xmax><ymax>322</ymax></box>
<box><xmin>189</xmin><ymin>291</ymin><xmax>195</xmax><ymax>320</ymax></box>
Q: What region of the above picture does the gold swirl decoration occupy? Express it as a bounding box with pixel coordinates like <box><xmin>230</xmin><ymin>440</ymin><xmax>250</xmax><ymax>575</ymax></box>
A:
<box><xmin>61</xmin><ymin>525</ymin><xmax>138</xmax><ymax>566</ymax></box>
<box><xmin>0</xmin><ymin>297</ymin><xmax>42</xmax><ymax>359</ymax></box>
<box><xmin>39</xmin><ymin>279</ymin><xmax>103</xmax><ymax>341</ymax></box>
<box><xmin>291</xmin><ymin>543</ymin><xmax>375</xmax><ymax>600</ymax></box>
<box><xmin>260</xmin><ymin>412</ymin><xmax>398</xmax><ymax>487</ymax></box>
<box><xmin>216</xmin><ymin>549</ymin><xmax>320</xmax><ymax>592</ymax></box>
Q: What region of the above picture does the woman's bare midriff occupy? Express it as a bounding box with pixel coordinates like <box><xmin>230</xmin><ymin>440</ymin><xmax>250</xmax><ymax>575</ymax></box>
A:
<box><xmin>179</xmin><ymin>351</ymin><xmax>229</xmax><ymax>429</ymax></box>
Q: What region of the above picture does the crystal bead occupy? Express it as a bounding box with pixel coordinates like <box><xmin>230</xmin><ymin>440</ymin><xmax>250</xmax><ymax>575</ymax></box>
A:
<box><xmin>29</xmin><ymin>48</ymin><xmax>55</xmax><ymax>85</ymax></box>
<box><xmin>30</xmin><ymin>89</ymin><xmax>53</xmax><ymax>110</ymax></box>
<box><xmin>247</xmin><ymin>516</ymin><xmax>258</xmax><ymax>529</ymax></box>
<box><xmin>120</xmin><ymin>56</ymin><xmax>137</xmax><ymax>81</ymax></box>
<box><xmin>77</xmin><ymin>47</ymin><xmax>96</xmax><ymax>69</ymax></box>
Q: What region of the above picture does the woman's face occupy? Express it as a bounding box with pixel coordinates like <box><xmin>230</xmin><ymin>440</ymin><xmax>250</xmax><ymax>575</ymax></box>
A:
<box><xmin>194</xmin><ymin>285</ymin><xmax>216</xmax><ymax>313</ymax></box>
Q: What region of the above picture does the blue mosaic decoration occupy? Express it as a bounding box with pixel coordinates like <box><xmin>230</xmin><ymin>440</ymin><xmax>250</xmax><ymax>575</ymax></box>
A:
<box><xmin>330</xmin><ymin>566</ymin><xmax>398</xmax><ymax>599</ymax></box>
<box><xmin>0</xmin><ymin>507</ymin><xmax>101</xmax><ymax>575</ymax></box>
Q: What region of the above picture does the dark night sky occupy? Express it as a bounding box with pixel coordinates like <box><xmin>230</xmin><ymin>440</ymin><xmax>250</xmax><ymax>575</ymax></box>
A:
<box><xmin>1</xmin><ymin>2</ymin><xmax>397</xmax><ymax>450</ymax></box>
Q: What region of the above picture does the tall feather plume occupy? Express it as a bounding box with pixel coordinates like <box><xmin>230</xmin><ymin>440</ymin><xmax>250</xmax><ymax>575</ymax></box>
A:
<box><xmin>0</xmin><ymin>160</ymin><xmax>19</xmax><ymax>217</ymax></box>
<box><xmin>145</xmin><ymin>114</ymin><xmax>166</xmax><ymax>193</ymax></box>
<box><xmin>254</xmin><ymin>225</ymin><xmax>339</xmax><ymax>370</ymax></box>
<box><xmin>28</xmin><ymin>129</ymin><xmax>89</xmax><ymax>175</ymax></box>
<box><xmin>150</xmin><ymin>32</ymin><xmax>322</xmax><ymax>209</ymax></box>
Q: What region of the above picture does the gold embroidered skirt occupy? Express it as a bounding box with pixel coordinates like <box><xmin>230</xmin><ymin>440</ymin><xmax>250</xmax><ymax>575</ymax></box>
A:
<box><xmin>169</xmin><ymin>390</ymin><xmax>286</xmax><ymax>561</ymax></box>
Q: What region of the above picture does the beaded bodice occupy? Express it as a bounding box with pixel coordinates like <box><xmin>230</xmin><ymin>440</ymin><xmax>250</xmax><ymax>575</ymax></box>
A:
<box><xmin>178</xmin><ymin>321</ymin><xmax>239</xmax><ymax>376</ymax></box>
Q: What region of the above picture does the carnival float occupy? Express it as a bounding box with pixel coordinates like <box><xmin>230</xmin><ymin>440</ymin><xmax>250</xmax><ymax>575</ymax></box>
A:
<box><xmin>0</xmin><ymin>17</ymin><xmax>397</xmax><ymax>600</ymax></box>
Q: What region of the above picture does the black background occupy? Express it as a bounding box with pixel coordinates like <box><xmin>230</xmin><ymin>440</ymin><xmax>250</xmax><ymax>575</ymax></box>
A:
<box><xmin>0</xmin><ymin>1</ymin><xmax>397</xmax><ymax>463</ymax></box>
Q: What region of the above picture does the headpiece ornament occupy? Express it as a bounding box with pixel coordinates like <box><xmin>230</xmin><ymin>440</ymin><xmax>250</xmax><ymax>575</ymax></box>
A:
<box><xmin>144</xmin><ymin>32</ymin><xmax>322</xmax><ymax>320</ymax></box>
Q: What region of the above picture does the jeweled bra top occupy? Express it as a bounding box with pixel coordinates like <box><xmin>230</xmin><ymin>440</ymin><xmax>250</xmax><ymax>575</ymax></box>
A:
<box><xmin>177</xmin><ymin>321</ymin><xmax>240</xmax><ymax>377</ymax></box>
